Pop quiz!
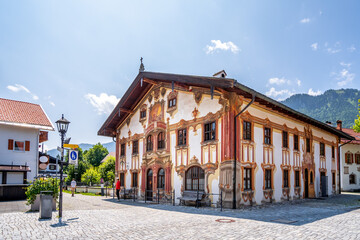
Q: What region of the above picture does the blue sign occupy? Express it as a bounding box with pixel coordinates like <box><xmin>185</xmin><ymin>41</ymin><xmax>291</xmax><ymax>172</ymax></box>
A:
<box><xmin>69</xmin><ymin>150</ymin><xmax>78</xmax><ymax>165</ymax></box>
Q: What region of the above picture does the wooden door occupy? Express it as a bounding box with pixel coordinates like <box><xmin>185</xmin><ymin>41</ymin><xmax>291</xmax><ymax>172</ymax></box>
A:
<box><xmin>146</xmin><ymin>169</ymin><xmax>153</xmax><ymax>201</ymax></box>
<box><xmin>304</xmin><ymin>169</ymin><xmax>309</xmax><ymax>198</ymax></box>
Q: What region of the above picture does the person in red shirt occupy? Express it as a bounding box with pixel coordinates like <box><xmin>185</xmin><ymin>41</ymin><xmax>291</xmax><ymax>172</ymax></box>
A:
<box><xmin>115</xmin><ymin>178</ymin><xmax>121</xmax><ymax>201</ymax></box>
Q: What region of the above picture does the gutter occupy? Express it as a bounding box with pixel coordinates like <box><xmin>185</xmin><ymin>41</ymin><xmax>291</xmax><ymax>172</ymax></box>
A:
<box><xmin>338</xmin><ymin>139</ymin><xmax>353</xmax><ymax>194</ymax></box>
<box><xmin>233</xmin><ymin>93</ymin><xmax>256</xmax><ymax>209</ymax></box>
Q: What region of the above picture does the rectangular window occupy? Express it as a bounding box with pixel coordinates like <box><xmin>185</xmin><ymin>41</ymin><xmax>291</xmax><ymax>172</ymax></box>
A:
<box><xmin>345</xmin><ymin>153</ymin><xmax>353</xmax><ymax>164</ymax></box>
<box><xmin>282</xmin><ymin>131</ymin><xmax>288</xmax><ymax>148</ymax></box>
<box><xmin>140</xmin><ymin>110</ymin><xmax>146</xmax><ymax>119</ymax></box>
<box><xmin>132</xmin><ymin>172</ymin><xmax>138</xmax><ymax>188</ymax></box>
<box><xmin>295</xmin><ymin>170</ymin><xmax>300</xmax><ymax>187</ymax></box>
<box><xmin>244</xmin><ymin>168</ymin><xmax>252</xmax><ymax>190</ymax></box>
<box><xmin>355</xmin><ymin>154</ymin><xmax>360</xmax><ymax>164</ymax></box>
<box><xmin>283</xmin><ymin>170</ymin><xmax>289</xmax><ymax>188</ymax></box>
<box><xmin>264</xmin><ymin>128</ymin><xmax>271</xmax><ymax>145</ymax></box>
<box><xmin>243</xmin><ymin>121</ymin><xmax>252</xmax><ymax>140</ymax></box>
<box><xmin>132</xmin><ymin>140</ymin><xmax>139</xmax><ymax>154</ymax></box>
<box><xmin>320</xmin><ymin>143</ymin><xmax>325</xmax><ymax>156</ymax></box>
<box><xmin>306</xmin><ymin>138</ymin><xmax>311</xmax><ymax>153</ymax></box>
<box><xmin>265</xmin><ymin>169</ymin><xmax>272</xmax><ymax>189</ymax></box>
<box><xmin>294</xmin><ymin>135</ymin><xmax>299</xmax><ymax>151</ymax></box>
<box><xmin>120</xmin><ymin>173</ymin><xmax>125</xmax><ymax>187</ymax></box>
<box><xmin>204</xmin><ymin>122</ymin><xmax>216</xmax><ymax>142</ymax></box>
<box><xmin>178</xmin><ymin>129</ymin><xmax>187</xmax><ymax>146</ymax></box>
<box><xmin>120</xmin><ymin>144</ymin><xmax>125</xmax><ymax>156</ymax></box>
<box><xmin>332</xmin><ymin>172</ymin><xmax>336</xmax><ymax>186</ymax></box>
<box><xmin>332</xmin><ymin>146</ymin><xmax>335</xmax><ymax>159</ymax></box>
<box><xmin>14</xmin><ymin>141</ymin><xmax>25</xmax><ymax>151</ymax></box>
<box><xmin>168</xmin><ymin>98</ymin><xmax>176</xmax><ymax>108</ymax></box>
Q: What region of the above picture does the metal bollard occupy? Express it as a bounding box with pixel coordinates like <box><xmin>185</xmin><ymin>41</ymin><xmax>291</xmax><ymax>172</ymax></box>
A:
<box><xmin>157</xmin><ymin>189</ymin><xmax>160</xmax><ymax>204</ymax></box>
<box><xmin>173</xmin><ymin>189</ymin><xmax>175</xmax><ymax>206</ymax></box>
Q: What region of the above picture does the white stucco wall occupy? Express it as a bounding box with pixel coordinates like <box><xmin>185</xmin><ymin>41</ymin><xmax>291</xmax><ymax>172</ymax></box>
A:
<box><xmin>0</xmin><ymin>124</ymin><xmax>40</xmax><ymax>183</ymax></box>
<box><xmin>340</xmin><ymin>143</ymin><xmax>360</xmax><ymax>191</ymax></box>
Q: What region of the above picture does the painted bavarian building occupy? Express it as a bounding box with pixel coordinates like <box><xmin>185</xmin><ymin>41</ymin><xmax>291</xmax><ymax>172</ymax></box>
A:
<box><xmin>98</xmin><ymin>64</ymin><xmax>353</xmax><ymax>208</ymax></box>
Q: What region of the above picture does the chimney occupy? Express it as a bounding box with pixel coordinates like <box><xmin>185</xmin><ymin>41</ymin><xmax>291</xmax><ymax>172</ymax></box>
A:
<box><xmin>336</xmin><ymin>120</ymin><xmax>342</xmax><ymax>131</ymax></box>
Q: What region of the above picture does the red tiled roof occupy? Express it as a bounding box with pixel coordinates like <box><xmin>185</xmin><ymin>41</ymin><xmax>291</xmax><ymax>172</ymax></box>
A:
<box><xmin>0</xmin><ymin>98</ymin><xmax>53</xmax><ymax>129</ymax></box>
<box><xmin>101</xmin><ymin>152</ymin><xmax>116</xmax><ymax>163</ymax></box>
<box><xmin>341</xmin><ymin>128</ymin><xmax>360</xmax><ymax>144</ymax></box>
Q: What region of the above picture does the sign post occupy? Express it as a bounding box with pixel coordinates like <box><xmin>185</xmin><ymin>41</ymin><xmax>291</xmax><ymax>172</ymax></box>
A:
<box><xmin>69</xmin><ymin>150</ymin><xmax>78</xmax><ymax>167</ymax></box>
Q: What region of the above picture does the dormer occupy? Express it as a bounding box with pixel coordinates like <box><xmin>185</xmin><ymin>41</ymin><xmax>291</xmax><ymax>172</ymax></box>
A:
<box><xmin>213</xmin><ymin>70</ymin><xmax>227</xmax><ymax>78</ymax></box>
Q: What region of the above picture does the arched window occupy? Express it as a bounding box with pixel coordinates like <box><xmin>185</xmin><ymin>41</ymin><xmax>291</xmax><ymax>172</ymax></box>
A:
<box><xmin>349</xmin><ymin>173</ymin><xmax>356</xmax><ymax>184</ymax></box>
<box><xmin>146</xmin><ymin>135</ymin><xmax>153</xmax><ymax>152</ymax></box>
<box><xmin>310</xmin><ymin>171</ymin><xmax>313</xmax><ymax>184</ymax></box>
<box><xmin>158</xmin><ymin>168</ymin><xmax>165</xmax><ymax>189</ymax></box>
<box><xmin>158</xmin><ymin>132</ymin><xmax>165</xmax><ymax>150</ymax></box>
<box><xmin>185</xmin><ymin>166</ymin><xmax>205</xmax><ymax>191</ymax></box>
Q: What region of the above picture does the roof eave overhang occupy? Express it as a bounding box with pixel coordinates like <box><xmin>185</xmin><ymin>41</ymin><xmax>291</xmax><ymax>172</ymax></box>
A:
<box><xmin>0</xmin><ymin>121</ymin><xmax>54</xmax><ymax>131</ymax></box>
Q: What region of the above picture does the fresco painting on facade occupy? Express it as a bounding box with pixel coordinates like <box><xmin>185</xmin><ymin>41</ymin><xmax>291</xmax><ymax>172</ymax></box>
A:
<box><xmin>98</xmin><ymin>62</ymin><xmax>354</xmax><ymax>208</ymax></box>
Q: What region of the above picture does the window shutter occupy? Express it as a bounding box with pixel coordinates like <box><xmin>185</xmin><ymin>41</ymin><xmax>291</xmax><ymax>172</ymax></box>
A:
<box><xmin>25</xmin><ymin>141</ymin><xmax>30</xmax><ymax>151</ymax></box>
<box><xmin>8</xmin><ymin>139</ymin><xmax>13</xmax><ymax>150</ymax></box>
<box><xmin>351</xmin><ymin>154</ymin><xmax>354</xmax><ymax>164</ymax></box>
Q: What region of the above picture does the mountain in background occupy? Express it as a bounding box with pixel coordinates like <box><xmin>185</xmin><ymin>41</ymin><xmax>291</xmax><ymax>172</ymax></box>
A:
<box><xmin>47</xmin><ymin>142</ymin><xmax>115</xmax><ymax>158</ymax></box>
<box><xmin>281</xmin><ymin>89</ymin><xmax>360</xmax><ymax>129</ymax></box>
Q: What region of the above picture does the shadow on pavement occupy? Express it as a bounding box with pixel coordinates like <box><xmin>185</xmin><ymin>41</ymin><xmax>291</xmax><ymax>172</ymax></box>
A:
<box><xmin>101</xmin><ymin>193</ymin><xmax>360</xmax><ymax>226</ymax></box>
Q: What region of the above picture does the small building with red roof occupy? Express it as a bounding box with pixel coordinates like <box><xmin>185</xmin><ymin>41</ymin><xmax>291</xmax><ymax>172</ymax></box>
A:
<box><xmin>0</xmin><ymin>98</ymin><xmax>54</xmax><ymax>200</ymax></box>
<box><xmin>337</xmin><ymin>121</ymin><xmax>360</xmax><ymax>191</ymax></box>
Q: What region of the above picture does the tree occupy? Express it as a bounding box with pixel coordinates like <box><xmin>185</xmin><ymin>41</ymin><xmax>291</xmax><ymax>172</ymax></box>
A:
<box><xmin>81</xmin><ymin>167</ymin><xmax>101</xmax><ymax>185</ymax></box>
<box><xmin>353</xmin><ymin>99</ymin><xmax>360</xmax><ymax>133</ymax></box>
<box><xmin>98</xmin><ymin>156</ymin><xmax>115</xmax><ymax>183</ymax></box>
<box><xmin>84</xmin><ymin>143</ymin><xmax>109</xmax><ymax>167</ymax></box>
<box><xmin>64</xmin><ymin>148</ymin><xmax>90</xmax><ymax>184</ymax></box>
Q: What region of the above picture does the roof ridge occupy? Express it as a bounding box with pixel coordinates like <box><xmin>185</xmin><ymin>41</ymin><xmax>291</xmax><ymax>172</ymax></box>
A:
<box><xmin>0</xmin><ymin>98</ymin><xmax>40</xmax><ymax>107</ymax></box>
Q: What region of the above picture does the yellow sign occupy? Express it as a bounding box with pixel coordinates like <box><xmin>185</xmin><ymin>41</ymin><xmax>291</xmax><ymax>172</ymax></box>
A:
<box><xmin>63</xmin><ymin>144</ymin><xmax>79</xmax><ymax>149</ymax></box>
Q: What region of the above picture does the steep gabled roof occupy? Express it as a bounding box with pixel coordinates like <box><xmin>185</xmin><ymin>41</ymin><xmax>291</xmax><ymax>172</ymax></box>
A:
<box><xmin>0</xmin><ymin>98</ymin><xmax>54</xmax><ymax>131</ymax></box>
<box><xmin>341</xmin><ymin>128</ymin><xmax>360</xmax><ymax>144</ymax></box>
<box><xmin>98</xmin><ymin>71</ymin><xmax>354</xmax><ymax>141</ymax></box>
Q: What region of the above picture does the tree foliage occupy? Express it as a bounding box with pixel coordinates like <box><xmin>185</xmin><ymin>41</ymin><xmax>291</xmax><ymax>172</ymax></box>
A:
<box><xmin>64</xmin><ymin>148</ymin><xmax>90</xmax><ymax>184</ymax></box>
<box><xmin>98</xmin><ymin>156</ymin><xmax>115</xmax><ymax>183</ymax></box>
<box><xmin>353</xmin><ymin>99</ymin><xmax>360</xmax><ymax>133</ymax></box>
<box><xmin>282</xmin><ymin>89</ymin><xmax>360</xmax><ymax>128</ymax></box>
<box><xmin>81</xmin><ymin>167</ymin><xmax>101</xmax><ymax>185</ymax></box>
<box><xmin>84</xmin><ymin>143</ymin><xmax>109</xmax><ymax>167</ymax></box>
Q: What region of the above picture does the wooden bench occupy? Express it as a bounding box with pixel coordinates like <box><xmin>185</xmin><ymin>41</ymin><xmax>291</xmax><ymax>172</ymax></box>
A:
<box><xmin>178</xmin><ymin>190</ymin><xmax>205</xmax><ymax>207</ymax></box>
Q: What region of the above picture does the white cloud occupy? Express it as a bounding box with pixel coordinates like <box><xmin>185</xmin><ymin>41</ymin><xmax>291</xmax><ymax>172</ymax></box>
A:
<box><xmin>326</xmin><ymin>42</ymin><xmax>341</xmax><ymax>54</ymax></box>
<box><xmin>333</xmin><ymin>62</ymin><xmax>355</xmax><ymax>87</ymax></box>
<box><xmin>205</xmin><ymin>40</ymin><xmax>240</xmax><ymax>54</ymax></box>
<box><xmin>296</xmin><ymin>79</ymin><xmax>301</xmax><ymax>87</ymax></box>
<box><xmin>311</xmin><ymin>43</ymin><xmax>318</xmax><ymax>51</ymax></box>
<box><xmin>337</xmin><ymin>69</ymin><xmax>355</xmax><ymax>86</ymax></box>
<box><xmin>340</xmin><ymin>62</ymin><xmax>351</xmax><ymax>68</ymax></box>
<box><xmin>300</xmin><ymin>18</ymin><xmax>310</xmax><ymax>23</ymax></box>
<box><xmin>265</xmin><ymin>87</ymin><xmax>294</xmax><ymax>100</ymax></box>
<box><xmin>85</xmin><ymin>93</ymin><xmax>120</xmax><ymax>115</ymax></box>
<box><xmin>268</xmin><ymin>77</ymin><xmax>291</xmax><ymax>85</ymax></box>
<box><xmin>327</xmin><ymin>48</ymin><xmax>341</xmax><ymax>54</ymax></box>
<box><xmin>49</xmin><ymin>101</ymin><xmax>55</xmax><ymax>107</ymax></box>
<box><xmin>348</xmin><ymin>45</ymin><xmax>356</xmax><ymax>52</ymax></box>
<box><xmin>7</xmin><ymin>84</ymin><xmax>39</xmax><ymax>100</ymax></box>
<box><xmin>308</xmin><ymin>88</ymin><xmax>322</xmax><ymax>96</ymax></box>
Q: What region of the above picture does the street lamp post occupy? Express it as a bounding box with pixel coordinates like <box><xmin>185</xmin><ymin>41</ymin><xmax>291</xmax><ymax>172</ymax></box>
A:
<box><xmin>55</xmin><ymin>114</ymin><xmax>70</xmax><ymax>223</ymax></box>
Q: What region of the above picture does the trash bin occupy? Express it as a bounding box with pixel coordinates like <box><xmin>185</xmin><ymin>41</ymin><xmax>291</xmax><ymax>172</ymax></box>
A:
<box><xmin>39</xmin><ymin>191</ymin><xmax>53</xmax><ymax>219</ymax></box>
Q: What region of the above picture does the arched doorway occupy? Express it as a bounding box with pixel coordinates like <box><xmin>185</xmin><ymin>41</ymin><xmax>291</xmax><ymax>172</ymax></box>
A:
<box><xmin>304</xmin><ymin>169</ymin><xmax>309</xmax><ymax>198</ymax></box>
<box><xmin>185</xmin><ymin>166</ymin><xmax>205</xmax><ymax>191</ymax></box>
<box><xmin>146</xmin><ymin>169</ymin><xmax>153</xmax><ymax>201</ymax></box>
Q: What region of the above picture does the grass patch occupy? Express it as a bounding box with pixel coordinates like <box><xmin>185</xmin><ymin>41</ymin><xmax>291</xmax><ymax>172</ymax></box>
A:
<box><xmin>63</xmin><ymin>190</ymin><xmax>101</xmax><ymax>196</ymax></box>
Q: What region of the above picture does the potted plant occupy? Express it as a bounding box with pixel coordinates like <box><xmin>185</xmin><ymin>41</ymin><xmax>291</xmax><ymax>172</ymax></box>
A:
<box><xmin>25</xmin><ymin>177</ymin><xmax>59</xmax><ymax>211</ymax></box>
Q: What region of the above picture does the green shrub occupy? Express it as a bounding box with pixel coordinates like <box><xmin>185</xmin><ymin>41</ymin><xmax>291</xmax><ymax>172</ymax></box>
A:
<box><xmin>25</xmin><ymin>178</ymin><xmax>59</xmax><ymax>205</ymax></box>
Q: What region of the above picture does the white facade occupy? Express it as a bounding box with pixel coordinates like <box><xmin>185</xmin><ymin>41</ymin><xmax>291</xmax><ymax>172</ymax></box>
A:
<box><xmin>0</xmin><ymin>124</ymin><xmax>41</xmax><ymax>183</ymax></box>
<box><xmin>340</xmin><ymin>143</ymin><xmax>360</xmax><ymax>191</ymax></box>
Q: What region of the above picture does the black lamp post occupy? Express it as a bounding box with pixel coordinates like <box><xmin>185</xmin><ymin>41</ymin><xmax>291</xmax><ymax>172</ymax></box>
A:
<box><xmin>55</xmin><ymin>114</ymin><xmax>70</xmax><ymax>222</ymax></box>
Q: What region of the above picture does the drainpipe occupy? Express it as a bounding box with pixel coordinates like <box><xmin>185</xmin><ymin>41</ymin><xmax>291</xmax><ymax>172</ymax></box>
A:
<box><xmin>233</xmin><ymin>93</ymin><xmax>256</xmax><ymax>209</ymax></box>
<box><xmin>338</xmin><ymin>139</ymin><xmax>353</xmax><ymax>194</ymax></box>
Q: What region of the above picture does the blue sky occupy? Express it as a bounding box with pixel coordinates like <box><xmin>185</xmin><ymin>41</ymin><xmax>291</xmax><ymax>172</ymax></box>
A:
<box><xmin>0</xmin><ymin>1</ymin><xmax>359</xmax><ymax>150</ymax></box>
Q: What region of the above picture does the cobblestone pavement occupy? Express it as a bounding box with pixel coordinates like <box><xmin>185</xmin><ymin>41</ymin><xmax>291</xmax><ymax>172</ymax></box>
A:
<box><xmin>1</xmin><ymin>192</ymin><xmax>360</xmax><ymax>239</ymax></box>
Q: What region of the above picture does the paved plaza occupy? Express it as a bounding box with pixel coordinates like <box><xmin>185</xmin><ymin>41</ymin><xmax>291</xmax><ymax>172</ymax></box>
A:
<box><xmin>0</xmin><ymin>193</ymin><xmax>360</xmax><ymax>239</ymax></box>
